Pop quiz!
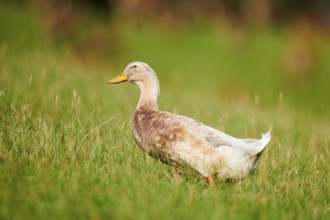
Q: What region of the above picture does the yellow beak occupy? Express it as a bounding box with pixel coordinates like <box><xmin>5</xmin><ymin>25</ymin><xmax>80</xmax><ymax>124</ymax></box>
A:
<box><xmin>108</xmin><ymin>72</ymin><xmax>128</xmax><ymax>84</ymax></box>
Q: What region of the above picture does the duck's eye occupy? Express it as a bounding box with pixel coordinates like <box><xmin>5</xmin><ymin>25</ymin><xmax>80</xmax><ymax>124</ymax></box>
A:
<box><xmin>133</xmin><ymin>65</ymin><xmax>137</xmax><ymax>69</ymax></box>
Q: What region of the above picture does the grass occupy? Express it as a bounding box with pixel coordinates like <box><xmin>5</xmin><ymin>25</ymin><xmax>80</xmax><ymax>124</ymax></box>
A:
<box><xmin>0</xmin><ymin>3</ymin><xmax>329</xmax><ymax>220</ymax></box>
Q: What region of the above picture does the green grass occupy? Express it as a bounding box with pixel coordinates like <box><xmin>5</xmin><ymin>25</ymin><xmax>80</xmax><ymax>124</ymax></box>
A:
<box><xmin>0</xmin><ymin>3</ymin><xmax>329</xmax><ymax>220</ymax></box>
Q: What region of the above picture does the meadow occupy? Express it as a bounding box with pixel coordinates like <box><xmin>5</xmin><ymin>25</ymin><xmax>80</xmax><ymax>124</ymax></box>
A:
<box><xmin>0</xmin><ymin>3</ymin><xmax>329</xmax><ymax>220</ymax></box>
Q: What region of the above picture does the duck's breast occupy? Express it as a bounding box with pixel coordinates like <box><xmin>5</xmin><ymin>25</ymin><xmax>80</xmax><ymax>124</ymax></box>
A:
<box><xmin>133</xmin><ymin>107</ymin><xmax>183</xmax><ymax>153</ymax></box>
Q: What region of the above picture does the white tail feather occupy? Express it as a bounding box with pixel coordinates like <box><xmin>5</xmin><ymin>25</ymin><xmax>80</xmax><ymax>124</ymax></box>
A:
<box><xmin>239</xmin><ymin>131</ymin><xmax>271</xmax><ymax>155</ymax></box>
<box><xmin>256</xmin><ymin>131</ymin><xmax>271</xmax><ymax>154</ymax></box>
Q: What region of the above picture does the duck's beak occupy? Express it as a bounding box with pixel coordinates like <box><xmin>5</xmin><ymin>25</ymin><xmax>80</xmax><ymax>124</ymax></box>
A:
<box><xmin>108</xmin><ymin>72</ymin><xmax>128</xmax><ymax>84</ymax></box>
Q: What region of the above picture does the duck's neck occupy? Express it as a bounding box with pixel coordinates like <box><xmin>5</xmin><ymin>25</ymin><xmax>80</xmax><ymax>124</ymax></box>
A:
<box><xmin>135</xmin><ymin>78</ymin><xmax>160</xmax><ymax>111</ymax></box>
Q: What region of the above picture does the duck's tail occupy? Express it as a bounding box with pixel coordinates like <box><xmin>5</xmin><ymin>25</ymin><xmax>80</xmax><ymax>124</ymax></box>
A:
<box><xmin>248</xmin><ymin>131</ymin><xmax>271</xmax><ymax>172</ymax></box>
<box><xmin>240</xmin><ymin>131</ymin><xmax>271</xmax><ymax>156</ymax></box>
<box><xmin>255</xmin><ymin>131</ymin><xmax>271</xmax><ymax>156</ymax></box>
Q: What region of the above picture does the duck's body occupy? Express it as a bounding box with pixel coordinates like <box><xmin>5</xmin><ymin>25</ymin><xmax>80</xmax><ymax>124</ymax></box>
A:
<box><xmin>109</xmin><ymin>61</ymin><xmax>271</xmax><ymax>185</ymax></box>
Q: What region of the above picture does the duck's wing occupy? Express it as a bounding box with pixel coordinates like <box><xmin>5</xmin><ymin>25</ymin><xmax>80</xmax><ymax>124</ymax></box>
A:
<box><xmin>174</xmin><ymin>114</ymin><xmax>246</xmax><ymax>147</ymax></box>
<box><xmin>172</xmin><ymin>113</ymin><xmax>270</xmax><ymax>154</ymax></box>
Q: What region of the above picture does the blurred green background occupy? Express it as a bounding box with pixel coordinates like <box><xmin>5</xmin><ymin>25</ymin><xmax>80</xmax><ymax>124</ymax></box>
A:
<box><xmin>1</xmin><ymin>0</ymin><xmax>330</xmax><ymax>115</ymax></box>
<box><xmin>0</xmin><ymin>0</ymin><xmax>329</xmax><ymax>219</ymax></box>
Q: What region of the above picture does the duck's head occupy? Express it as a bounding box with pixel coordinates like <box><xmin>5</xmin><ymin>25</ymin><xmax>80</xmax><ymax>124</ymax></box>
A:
<box><xmin>108</xmin><ymin>61</ymin><xmax>161</xmax><ymax>107</ymax></box>
<box><xmin>108</xmin><ymin>61</ymin><xmax>158</xmax><ymax>85</ymax></box>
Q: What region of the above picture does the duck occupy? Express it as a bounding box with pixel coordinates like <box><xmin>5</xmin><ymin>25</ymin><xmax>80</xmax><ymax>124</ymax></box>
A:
<box><xmin>108</xmin><ymin>61</ymin><xmax>271</xmax><ymax>186</ymax></box>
